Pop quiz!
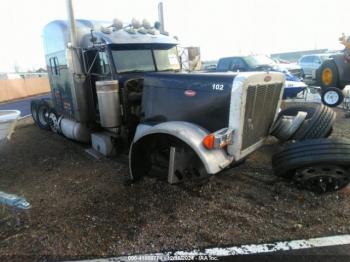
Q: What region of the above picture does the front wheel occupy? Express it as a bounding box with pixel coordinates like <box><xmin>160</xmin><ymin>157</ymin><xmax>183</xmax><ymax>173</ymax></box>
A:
<box><xmin>129</xmin><ymin>134</ymin><xmax>207</xmax><ymax>183</ymax></box>
<box><xmin>321</xmin><ymin>87</ymin><xmax>344</xmax><ymax>107</ymax></box>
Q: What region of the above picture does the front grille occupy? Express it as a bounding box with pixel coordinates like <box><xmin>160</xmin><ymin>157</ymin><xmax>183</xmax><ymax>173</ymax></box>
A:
<box><xmin>241</xmin><ymin>83</ymin><xmax>283</xmax><ymax>150</ymax></box>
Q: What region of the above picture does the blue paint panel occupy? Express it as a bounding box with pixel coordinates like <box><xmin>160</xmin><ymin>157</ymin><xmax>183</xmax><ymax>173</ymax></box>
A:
<box><xmin>142</xmin><ymin>73</ymin><xmax>236</xmax><ymax>132</ymax></box>
<box><xmin>283</xmin><ymin>87</ymin><xmax>305</xmax><ymax>99</ymax></box>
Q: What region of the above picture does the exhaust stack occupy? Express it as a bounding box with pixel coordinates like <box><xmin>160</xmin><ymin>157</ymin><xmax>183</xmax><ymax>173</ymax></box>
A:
<box><xmin>66</xmin><ymin>0</ymin><xmax>78</xmax><ymax>47</ymax></box>
<box><xmin>65</xmin><ymin>0</ymin><xmax>89</xmax><ymax>122</ymax></box>
<box><xmin>65</xmin><ymin>0</ymin><xmax>83</xmax><ymax>74</ymax></box>
<box><xmin>158</xmin><ymin>2</ymin><xmax>165</xmax><ymax>33</ymax></box>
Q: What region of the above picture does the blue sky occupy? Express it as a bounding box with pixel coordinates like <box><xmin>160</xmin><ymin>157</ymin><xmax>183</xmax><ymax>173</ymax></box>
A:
<box><xmin>0</xmin><ymin>0</ymin><xmax>348</xmax><ymax>72</ymax></box>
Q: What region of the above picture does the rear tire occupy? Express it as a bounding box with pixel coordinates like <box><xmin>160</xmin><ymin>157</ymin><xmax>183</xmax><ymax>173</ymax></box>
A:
<box><xmin>30</xmin><ymin>100</ymin><xmax>40</xmax><ymax>125</ymax></box>
<box><xmin>321</xmin><ymin>87</ymin><xmax>344</xmax><ymax>107</ymax></box>
<box><xmin>36</xmin><ymin>100</ymin><xmax>51</xmax><ymax>130</ymax></box>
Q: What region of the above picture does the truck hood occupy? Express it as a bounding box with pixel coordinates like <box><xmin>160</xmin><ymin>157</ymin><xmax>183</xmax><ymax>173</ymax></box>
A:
<box><xmin>141</xmin><ymin>72</ymin><xmax>284</xmax><ymax>133</ymax></box>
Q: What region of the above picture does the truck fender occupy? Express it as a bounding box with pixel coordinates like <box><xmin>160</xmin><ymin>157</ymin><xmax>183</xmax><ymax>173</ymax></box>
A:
<box><xmin>129</xmin><ymin>121</ymin><xmax>234</xmax><ymax>180</ymax></box>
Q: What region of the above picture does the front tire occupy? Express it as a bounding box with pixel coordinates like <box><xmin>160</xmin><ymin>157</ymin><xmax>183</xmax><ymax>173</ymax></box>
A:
<box><xmin>129</xmin><ymin>134</ymin><xmax>207</xmax><ymax>183</ymax></box>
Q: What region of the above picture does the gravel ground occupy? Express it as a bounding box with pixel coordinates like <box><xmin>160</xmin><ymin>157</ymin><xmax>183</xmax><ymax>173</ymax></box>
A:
<box><xmin>0</xmin><ymin>108</ymin><xmax>350</xmax><ymax>262</ymax></box>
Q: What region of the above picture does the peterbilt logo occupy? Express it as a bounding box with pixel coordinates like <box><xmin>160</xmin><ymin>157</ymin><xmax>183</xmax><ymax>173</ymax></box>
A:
<box><xmin>248</xmin><ymin>118</ymin><xmax>254</xmax><ymax>130</ymax></box>
<box><xmin>264</xmin><ymin>75</ymin><xmax>272</xmax><ymax>82</ymax></box>
<box><xmin>184</xmin><ymin>90</ymin><xmax>196</xmax><ymax>97</ymax></box>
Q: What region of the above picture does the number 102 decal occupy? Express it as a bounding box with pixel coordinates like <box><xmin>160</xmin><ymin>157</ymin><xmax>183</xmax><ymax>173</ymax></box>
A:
<box><xmin>212</xmin><ymin>83</ymin><xmax>224</xmax><ymax>91</ymax></box>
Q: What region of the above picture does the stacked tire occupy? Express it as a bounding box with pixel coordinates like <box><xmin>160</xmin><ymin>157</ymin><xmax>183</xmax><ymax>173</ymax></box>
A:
<box><xmin>272</xmin><ymin>138</ymin><xmax>350</xmax><ymax>193</ymax></box>
<box><xmin>270</xmin><ymin>102</ymin><xmax>350</xmax><ymax>193</ymax></box>
<box><xmin>271</xmin><ymin>103</ymin><xmax>335</xmax><ymax>142</ymax></box>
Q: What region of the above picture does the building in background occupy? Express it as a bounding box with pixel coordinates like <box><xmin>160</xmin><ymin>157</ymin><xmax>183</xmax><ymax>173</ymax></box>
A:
<box><xmin>0</xmin><ymin>69</ymin><xmax>47</xmax><ymax>80</ymax></box>
<box><xmin>0</xmin><ymin>73</ymin><xmax>22</xmax><ymax>80</ymax></box>
<box><xmin>271</xmin><ymin>49</ymin><xmax>330</xmax><ymax>63</ymax></box>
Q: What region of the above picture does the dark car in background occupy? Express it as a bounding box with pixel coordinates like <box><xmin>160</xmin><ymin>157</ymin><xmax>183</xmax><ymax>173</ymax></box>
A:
<box><xmin>216</xmin><ymin>55</ymin><xmax>307</xmax><ymax>99</ymax></box>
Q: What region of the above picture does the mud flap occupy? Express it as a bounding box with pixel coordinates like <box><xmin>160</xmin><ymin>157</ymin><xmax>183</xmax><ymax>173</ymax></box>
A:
<box><xmin>167</xmin><ymin>146</ymin><xmax>207</xmax><ymax>184</ymax></box>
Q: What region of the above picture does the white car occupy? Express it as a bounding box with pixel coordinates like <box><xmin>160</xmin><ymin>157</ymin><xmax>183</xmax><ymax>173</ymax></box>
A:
<box><xmin>298</xmin><ymin>54</ymin><xmax>330</xmax><ymax>78</ymax></box>
<box><xmin>273</xmin><ymin>58</ymin><xmax>304</xmax><ymax>79</ymax></box>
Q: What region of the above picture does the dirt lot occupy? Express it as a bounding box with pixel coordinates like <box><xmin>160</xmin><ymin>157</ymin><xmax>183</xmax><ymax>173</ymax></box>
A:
<box><xmin>0</xmin><ymin>108</ymin><xmax>350</xmax><ymax>261</ymax></box>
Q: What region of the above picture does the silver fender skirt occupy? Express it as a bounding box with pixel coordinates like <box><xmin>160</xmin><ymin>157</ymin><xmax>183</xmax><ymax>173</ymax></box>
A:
<box><xmin>129</xmin><ymin>121</ymin><xmax>234</xmax><ymax>180</ymax></box>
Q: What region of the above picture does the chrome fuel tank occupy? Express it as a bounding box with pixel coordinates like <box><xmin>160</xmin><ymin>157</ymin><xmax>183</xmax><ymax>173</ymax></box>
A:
<box><xmin>96</xmin><ymin>80</ymin><xmax>121</xmax><ymax>128</ymax></box>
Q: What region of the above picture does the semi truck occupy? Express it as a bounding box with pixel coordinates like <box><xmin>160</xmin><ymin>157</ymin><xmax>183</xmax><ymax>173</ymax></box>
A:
<box><xmin>31</xmin><ymin>0</ymin><xmax>286</xmax><ymax>183</ymax></box>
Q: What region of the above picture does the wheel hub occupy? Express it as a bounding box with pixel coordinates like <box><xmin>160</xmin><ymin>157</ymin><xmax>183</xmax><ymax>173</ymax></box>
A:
<box><xmin>322</xmin><ymin>68</ymin><xmax>333</xmax><ymax>85</ymax></box>
<box><xmin>294</xmin><ymin>165</ymin><xmax>350</xmax><ymax>193</ymax></box>
<box><xmin>48</xmin><ymin>113</ymin><xmax>59</xmax><ymax>133</ymax></box>
<box><xmin>324</xmin><ymin>90</ymin><xmax>339</xmax><ymax>105</ymax></box>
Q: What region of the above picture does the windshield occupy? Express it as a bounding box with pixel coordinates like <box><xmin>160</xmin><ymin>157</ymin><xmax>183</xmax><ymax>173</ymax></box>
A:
<box><xmin>245</xmin><ymin>55</ymin><xmax>276</xmax><ymax>68</ymax></box>
<box><xmin>111</xmin><ymin>46</ymin><xmax>180</xmax><ymax>73</ymax></box>
<box><xmin>112</xmin><ymin>50</ymin><xmax>155</xmax><ymax>73</ymax></box>
<box><xmin>154</xmin><ymin>47</ymin><xmax>181</xmax><ymax>71</ymax></box>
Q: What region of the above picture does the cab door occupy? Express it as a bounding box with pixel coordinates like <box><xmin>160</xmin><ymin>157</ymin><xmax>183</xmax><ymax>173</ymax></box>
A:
<box><xmin>84</xmin><ymin>49</ymin><xmax>114</xmax><ymax>119</ymax></box>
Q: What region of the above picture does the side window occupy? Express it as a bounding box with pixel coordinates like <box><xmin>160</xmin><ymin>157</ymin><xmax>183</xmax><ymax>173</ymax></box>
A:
<box><xmin>84</xmin><ymin>50</ymin><xmax>111</xmax><ymax>76</ymax></box>
<box><xmin>302</xmin><ymin>56</ymin><xmax>313</xmax><ymax>63</ymax></box>
<box><xmin>312</xmin><ymin>56</ymin><xmax>321</xmax><ymax>64</ymax></box>
<box><xmin>49</xmin><ymin>58</ymin><xmax>54</xmax><ymax>74</ymax></box>
<box><xmin>99</xmin><ymin>51</ymin><xmax>111</xmax><ymax>75</ymax></box>
<box><xmin>49</xmin><ymin>57</ymin><xmax>60</xmax><ymax>76</ymax></box>
<box><xmin>54</xmin><ymin>57</ymin><xmax>59</xmax><ymax>75</ymax></box>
